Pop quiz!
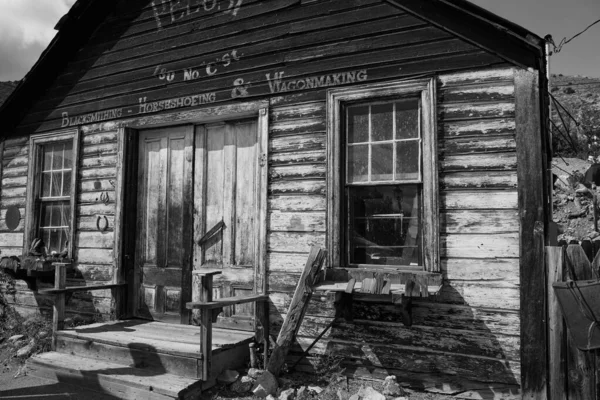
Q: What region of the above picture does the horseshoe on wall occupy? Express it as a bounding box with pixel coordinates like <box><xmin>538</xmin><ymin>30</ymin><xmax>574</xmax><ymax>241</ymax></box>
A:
<box><xmin>96</xmin><ymin>215</ymin><xmax>109</xmax><ymax>232</ymax></box>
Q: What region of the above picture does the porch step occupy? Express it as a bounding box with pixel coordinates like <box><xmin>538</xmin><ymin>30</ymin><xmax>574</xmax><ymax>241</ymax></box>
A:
<box><xmin>27</xmin><ymin>352</ymin><xmax>203</xmax><ymax>400</ymax></box>
<box><xmin>54</xmin><ymin>319</ymin><xmax>254</xmax><ymax>379</ymax></box>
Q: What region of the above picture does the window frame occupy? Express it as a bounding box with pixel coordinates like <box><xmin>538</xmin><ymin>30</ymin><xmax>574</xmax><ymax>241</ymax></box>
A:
<box><xmin>327</xmin><ymin>78</ymin><xmax>439</xmax><ymax>273</ymax></box>
<box><xmin>25</xmin><ymin>129</ymin><xmax>80</xmax><ymax>260</ymax></box>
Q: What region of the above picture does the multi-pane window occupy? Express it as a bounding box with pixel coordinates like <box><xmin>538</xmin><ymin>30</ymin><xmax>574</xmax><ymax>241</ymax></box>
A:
<box><xmin>39</xmin><ymin>142</ymin><xmax>73</xmax><ymax>254</ymax></box>
<box><xmin>26</xmin><ymin>131</ymin><xmax>78</xmax><ymax>260</ymax></box>
<box><xmin>327</xmin><ymin>78</ymin><xmax>439</xmax><ymax>273</ymax></box>
<box><xmin>345</xmin><ymin>99</ymin><xmax>423</xmax><ymax>268</ymax></box>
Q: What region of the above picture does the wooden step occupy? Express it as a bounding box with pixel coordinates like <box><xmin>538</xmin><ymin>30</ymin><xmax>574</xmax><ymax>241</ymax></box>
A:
<box><xmin>54</xmin><ymin>320</ymin><xmax>253</xmax><ymax>380</ymax></box>
<box><xmin>27</xmin><ymin>352</ymin><xmax>203</xmax><ymax>400</ymax></box>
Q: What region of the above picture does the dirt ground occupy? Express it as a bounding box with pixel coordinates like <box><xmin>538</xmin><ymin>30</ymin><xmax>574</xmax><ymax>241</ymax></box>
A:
<box><xmin>0</xmin><ymin>348</ymin><xmax>455</xmax><ymax>400</ymax></box>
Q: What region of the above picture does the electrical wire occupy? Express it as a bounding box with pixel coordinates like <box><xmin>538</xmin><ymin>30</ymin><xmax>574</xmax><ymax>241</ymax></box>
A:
<box><xmin>548</xmin><ymin>18</ymin><xmax>600</xmax><ymax>54</ymax></box>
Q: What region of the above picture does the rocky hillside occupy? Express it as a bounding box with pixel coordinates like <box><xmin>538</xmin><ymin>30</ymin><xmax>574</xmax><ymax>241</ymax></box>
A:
<box><xmin>550</xmin><ymin>74</ymin><xmax>600</xmax><ymax>157</ymax></box>
<box><xmin>549</xmin><ymin>74</ymin><xmax>600</xmax><ymax>241</ymax></box>
<box><xmin>0</xmin><ymin>81</ymin><xmax>18</xmax><ymax>107</ymax></box>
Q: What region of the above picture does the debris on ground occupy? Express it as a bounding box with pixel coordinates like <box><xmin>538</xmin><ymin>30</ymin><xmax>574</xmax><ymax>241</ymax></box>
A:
<box><xmin>553</xmin><ymin>157</ymin><xmax>600</xmax><ymax>241</ymax></box>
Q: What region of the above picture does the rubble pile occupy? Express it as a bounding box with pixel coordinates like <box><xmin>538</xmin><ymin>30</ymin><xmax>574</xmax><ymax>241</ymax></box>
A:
<box><xmin>553</xmin><ymin>157</ymin><xmax>600</xmax><ymax>242</ymax></box>
<box><xmin>210</xmin><ymin>368</ymin><xmax>409</xmax><ymax>400</ymax></box>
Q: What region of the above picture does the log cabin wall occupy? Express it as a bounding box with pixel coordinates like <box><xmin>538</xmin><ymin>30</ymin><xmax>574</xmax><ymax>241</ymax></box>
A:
<box><xmin>267</xmin><ymin>68</ymin><xmax>521</xmax><ymax>395</ymax></box>
<box><xmin>0</xmin><ymin>132</ymin><xmax>117</xmax><ymax>320</ymax></box>
<box><xmin>0</xmin><ymin>0</ymin><xmax>530</xmax><ymax>394</ymax></box>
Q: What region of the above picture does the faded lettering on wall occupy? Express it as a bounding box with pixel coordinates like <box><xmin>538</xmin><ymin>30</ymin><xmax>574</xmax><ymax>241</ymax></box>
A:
<box><xmin>151</xmin><ymin>0</ymin><xmax>244</xmax><ymax>31</ymax></box>
<box><xmin>266</xmin><ymin>70</ymin><xmax>368</xmax><ymax>93</ymax></box>
<box><xmin>154</xmin><ymin>50</ymin><xmax>241</xmax><ymax>83</ymax></box>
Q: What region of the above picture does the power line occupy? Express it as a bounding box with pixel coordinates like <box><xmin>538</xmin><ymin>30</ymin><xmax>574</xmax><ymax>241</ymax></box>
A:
<box><xmin>548</xmin><ymin>18</ymin><xmax>600</xmax><ymax>54</ymax></box>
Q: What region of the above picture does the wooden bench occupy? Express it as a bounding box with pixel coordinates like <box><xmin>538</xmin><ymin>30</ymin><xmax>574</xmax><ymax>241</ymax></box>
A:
<box><xmin>185</xmin><ymin>269</ymin><xmax>269</xmax><ymax>381</ymax></box>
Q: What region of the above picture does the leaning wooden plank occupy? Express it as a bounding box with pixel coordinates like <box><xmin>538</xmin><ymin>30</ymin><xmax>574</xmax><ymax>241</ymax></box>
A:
<box><xmin>186</xmin><ymin>294</ymin><xmax>269</xmax><ymax>310</ymax></box>
<box><xmin>266</xmin><ymin>246</ymin><xmax>326</xmax><ymax>376</ymax></box>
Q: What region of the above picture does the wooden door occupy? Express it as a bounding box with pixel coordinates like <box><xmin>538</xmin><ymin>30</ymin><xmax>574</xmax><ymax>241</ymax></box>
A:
<box><xmin>135</xmin><ymin>126</ymin><xmax>193</xmax><ymax>324</ymax></box>
<box><xmin>193</xmin><ymin>120</ymin><xmax>258</xmax><ymax>330</ymax></box>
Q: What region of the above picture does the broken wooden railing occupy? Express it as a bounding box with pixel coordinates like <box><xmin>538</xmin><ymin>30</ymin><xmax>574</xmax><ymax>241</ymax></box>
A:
<box><xmin>186</xmin><ymin>269</ymin><xmax>269</xmax><ymax>381</ymax></box>
<box><xmin>37</xmin><ymin>262</ymin><xmax>127</xmax><ymax>350</ymax></box>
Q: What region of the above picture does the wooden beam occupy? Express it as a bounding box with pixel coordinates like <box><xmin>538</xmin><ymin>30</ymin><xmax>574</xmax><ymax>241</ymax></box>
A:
<box><xmin>39</xmin><ymin>282</ymin><xmax>127</xmax><ymax>295</ymax></box>
<box><xmin>266</xmin><ymin>246</ymin><xmax>326</xmax><ymax>376</ymax></box>
<box><xmin>186</xmin><ymin>294</ymin><xmax>269</xmax><ymax>310</ymax></box>
<box><xmin>515</xmin><ymin>68</ymin><xmax>548</xmax><ymax>399</ymax></box>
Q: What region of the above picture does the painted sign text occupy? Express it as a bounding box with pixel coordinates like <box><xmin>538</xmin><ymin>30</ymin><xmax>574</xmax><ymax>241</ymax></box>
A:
<box><xmin>154</xmin><ymin>50</ymin><xmax>241</xmax><ymax>83</ymax></box>
<box><xmin>62</xmin><ymin>108</ymin><xmax>123</xmax><ymax>128</ymax></box>
<box><xmin>151</xmin><ymin>0</ymin><xmax>244</xmax><ymax>31</ymax></box>
<box><xmin>266</xmin><ymin>70</ymin><xmax>368</xmax><ymax>93</ymax></box>
<box><xmin>138</xmin><ymin>92</ymin><xmax>216</xmax><ymax>114</ymax></box>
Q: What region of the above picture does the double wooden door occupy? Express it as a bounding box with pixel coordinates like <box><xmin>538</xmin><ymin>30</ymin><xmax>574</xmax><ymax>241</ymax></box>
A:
<box><xmin>134</xmin><ymin>120</ymin><xmax>259</xmax><ymax>326</ymax></box>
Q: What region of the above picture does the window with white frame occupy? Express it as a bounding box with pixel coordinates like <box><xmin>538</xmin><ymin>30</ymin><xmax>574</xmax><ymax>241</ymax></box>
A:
<box><xmin>327</xmin><ymin>79</ymin><xmax>439</xmax><ymax>272</ymax></box>
<box><xmin>26</xmin><ymin>131</ymin><xmax>79</xmax><ymax>258</ymax></box>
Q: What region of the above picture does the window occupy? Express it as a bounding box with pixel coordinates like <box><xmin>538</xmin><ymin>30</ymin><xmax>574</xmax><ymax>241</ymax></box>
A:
<box><xmin>26</xmin><ymin>131</ymin><xmax>79</xmax><ymax>259</ymax></box>
<box><xmin>327</xmin><ymin>79</ymin><xmax>439</xmax><ymax>272</ymax></box>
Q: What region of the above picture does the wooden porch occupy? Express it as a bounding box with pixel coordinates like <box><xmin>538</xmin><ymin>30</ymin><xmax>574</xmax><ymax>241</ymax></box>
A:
<box><xmin>25</xmin><ymin>268</ymin><xmax>268</xmax><ymax>399</ymax></box>
<box><xmin>27</xmin><ymin>319</ymin><xmax>255</xmax><ymax>399</ymax></box>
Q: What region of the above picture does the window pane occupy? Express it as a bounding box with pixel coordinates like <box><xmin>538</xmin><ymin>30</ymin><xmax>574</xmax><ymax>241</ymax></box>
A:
<box><xmin>62</xmin><ymin>171</ymin><xmax>72</xmax><ymax>196</ymax></box>
<box><xmin>43</xmin><ymin>145</ymin><xmax>54</xmax><ymax>171</ymax></box>
<box><xmin>396</xmin><ymin>140</ymin><xmax>420</xmax><ymax>181</ymax></box>
<box><xmin>63</xmin><ymin>142</ymin><xmax>73</xmax><ymax>168</ymax></box>
<box><xmin>396</xmin><ymin>99</ymin><xmax>419</xmax><ymax>139</ymax></box>
<box><xmin>50</xmin><ymin>172</ymin><xmax>63</xmax><ymax>197</ymax></box>
<box><xmin>347</xmin><ymin>145</ymin><xmax>369</xmax><ymax>183</ymax></box>
<box><xmin>371</xmin><ymin>103</ymin><xmax>393</xmax><ymax>142</ymax></box>
<box><xmin>347</xmin><ymin>106</ymin><xmax>369</xmax><ymax>143</ymax></box>
<box><xmin>371</xmin><ymin>143</ymin><xmax>393</xmax><ymax>181</ymax></box>
<box><xmin>52</xmin><ymin>143</ymin><xmax>64</xmax><ymax>170</ymax></box>
<box><xmin>41</xmin><ymin>172</ymin><xmax>52</xmax><ymax>197</ymax></box>
<box><xmin>348</xmin><ymin>185</ymin><xmax>421</xmax><ymax>266</ymax></box>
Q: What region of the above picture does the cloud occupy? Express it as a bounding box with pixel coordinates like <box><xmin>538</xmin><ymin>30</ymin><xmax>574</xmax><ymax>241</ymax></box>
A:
<box><xmin>0</xmin><ymin>0</ymin><xmax>76</xmax><ymax>81</ymax></box>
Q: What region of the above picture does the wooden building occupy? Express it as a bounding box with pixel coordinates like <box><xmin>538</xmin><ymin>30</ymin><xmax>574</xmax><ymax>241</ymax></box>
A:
<box><xmin>0</xmin><ymin>0</ymin><xmax>552</xmax><ymax>398</ymax></box>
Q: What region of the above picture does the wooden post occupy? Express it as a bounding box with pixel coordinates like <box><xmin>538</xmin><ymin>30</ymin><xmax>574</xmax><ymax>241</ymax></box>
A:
<box><xmin>516</xmin><ymin>68</ymin><xmax>549</xmax><ymax>400</ymax></box>
<box><xmin>547</xmin><ymin>246</ymin><xmax>566</xmax><ymax>399</ymax></box>
<box><xmin>266</xmin><ymin>246</ymin><xmax>326</xmax><ymax>376</ymax></box>
<box><xmin>255</xmin><ymin>298</ymin><xmax>269</xmax><ymax>367</ymax></box>
<box><xmin>52</xmin><ymin>263</ymin><xmax>67</xmax><ymax>351</ymax></box>
<box><xmin>194</xmin><ymin>270</ymin><xmax>220</xmax><ymax>381</ymax></box>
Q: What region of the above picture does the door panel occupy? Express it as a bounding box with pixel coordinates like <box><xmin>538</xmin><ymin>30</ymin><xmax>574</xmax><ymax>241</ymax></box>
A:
<box><xmin>135</xmin><ymin>126</ymin><xmax>193</xmax><ymax>324</ymax></box>
<box><xmin>193</xmin><ymin>120</ymin><xmax>258</xmax><ymax>329</ymax></box>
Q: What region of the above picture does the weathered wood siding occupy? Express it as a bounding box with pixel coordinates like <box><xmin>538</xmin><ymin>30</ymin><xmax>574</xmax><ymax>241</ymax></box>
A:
<box><xmin>1</xmin><ymin>136</ymin><xmax>28</xmax><ymax>256</ymax></box>
<box><xmin>0</xmin><ymin>131</ymin><xmax>117</xmax><ymax>320</ymax></box>
<box><xmin>3</xmin><ymin>0</ymin><xmax>524</xmax><ymax>395</ymax></box>
<box><xmin>267</xmin><ymin>68</ymin><xmax>521</xmax><ymax>396</ymax></box>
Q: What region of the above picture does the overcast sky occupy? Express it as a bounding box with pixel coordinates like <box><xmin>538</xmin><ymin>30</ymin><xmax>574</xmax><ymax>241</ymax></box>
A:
<box><xmin>0</xmin><ymin>0</ymin><xmax>75</xmax><ymax>81</ymax></box>
<box><xmin>0</xmin><ymin>0</ymin><xmax>598</xmax><ymax>81</ymax></box>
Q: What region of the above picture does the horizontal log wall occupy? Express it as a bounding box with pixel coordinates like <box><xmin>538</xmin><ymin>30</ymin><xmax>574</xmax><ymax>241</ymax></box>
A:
<box><xmin>5</xmin><ymin>0</ymin><xmax>523</xmax><ymax>395</ymax></box>
<box><xmin>0</xmin><ymin>137</ymin><xmax>28</xmax><ymax>257</ymax></box>
<box><xmin>0</xmin><ymin>132</ymin><xmax>117</xmax><ymax>320</ymax></box>
<box><xmin>266</xmin><ymin>67</ymin><xmax>520</xmax><ymax>396</ymax></box>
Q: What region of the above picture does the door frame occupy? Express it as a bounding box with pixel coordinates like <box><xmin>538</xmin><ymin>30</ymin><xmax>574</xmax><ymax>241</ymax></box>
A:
<box><xmin>114</xmin><ymin>101</ymin><xmax>269</xmax><ymax>321</ymax></box>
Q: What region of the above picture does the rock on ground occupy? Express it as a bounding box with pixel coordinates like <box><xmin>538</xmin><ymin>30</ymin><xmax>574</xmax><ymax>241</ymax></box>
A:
<box><xmin>252</xmin><ymin>370</ymin><xmax>279</xmax><ymax>398</ymax></box>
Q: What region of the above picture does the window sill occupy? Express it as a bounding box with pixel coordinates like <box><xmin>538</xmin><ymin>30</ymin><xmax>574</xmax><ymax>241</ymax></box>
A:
<box><xmin>315</xmin><ymin>267</ymin><xmax>441</xmax><ymax>297</ymax></box>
